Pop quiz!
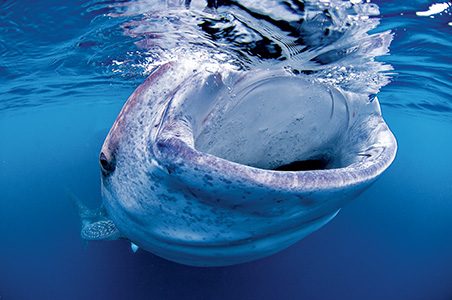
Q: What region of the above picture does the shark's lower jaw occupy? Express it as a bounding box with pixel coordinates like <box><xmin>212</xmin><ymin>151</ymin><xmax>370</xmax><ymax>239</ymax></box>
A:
<box><xmin>102</xmin><ymin>64</ymin><xmax>397</xmax><ymax>267</ymax></box>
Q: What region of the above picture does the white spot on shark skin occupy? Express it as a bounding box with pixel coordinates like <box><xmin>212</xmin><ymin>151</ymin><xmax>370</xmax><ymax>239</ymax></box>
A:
<box><xmin>416</xmin><ymin>2</ymin><xmax>451</xmax><ymax>16</ymax></box>
<box><xmin>131</xmin><ymin>242</ymin><xmax>139</xmax><ymax>253</ymax></box>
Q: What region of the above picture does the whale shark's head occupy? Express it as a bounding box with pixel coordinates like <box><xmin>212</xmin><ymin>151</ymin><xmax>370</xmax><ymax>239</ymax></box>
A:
<box><xmin>97</xmin><ymin>59</ymin><xmax>396</xmax><ymax>266</ymax></box>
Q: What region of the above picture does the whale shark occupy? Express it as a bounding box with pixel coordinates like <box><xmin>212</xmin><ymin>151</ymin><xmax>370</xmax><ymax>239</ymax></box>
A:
<box><xmin>78</xmin><ymin>0</ymin><xmax>397</xmax><ymax>266</ymax></box>
<box><xmin>79</xmin><ymin>56</ymin><xmax>397</xmax><ymax>266</ymax></box>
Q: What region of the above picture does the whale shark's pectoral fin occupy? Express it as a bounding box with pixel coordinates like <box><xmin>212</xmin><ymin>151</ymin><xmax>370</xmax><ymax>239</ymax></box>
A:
<box><xmin>81</xmin><ymin>219</ymin><xmax>121</xmax><ymax>241</ymax></box>
<box><xmin>67</xmin><ymin>191</ymin><xmax>121</xmax><ymax>241</ymax></box>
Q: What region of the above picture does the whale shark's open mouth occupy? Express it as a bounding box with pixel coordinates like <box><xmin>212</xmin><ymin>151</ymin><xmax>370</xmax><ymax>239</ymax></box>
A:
<box><xmin>191</xmin><ymin>73</ymin><xmax>359</xmax><ymax>172</ymax></box>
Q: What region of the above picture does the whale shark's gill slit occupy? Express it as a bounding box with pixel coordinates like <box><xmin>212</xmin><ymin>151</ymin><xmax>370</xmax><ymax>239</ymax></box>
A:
<box><xmin>273</xmin><ymin>158</ymin><xmax>331</xmax><ymax>171</ymax></box>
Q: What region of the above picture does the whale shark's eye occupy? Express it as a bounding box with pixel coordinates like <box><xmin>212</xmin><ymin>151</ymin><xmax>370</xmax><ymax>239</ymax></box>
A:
<box><xmin>99</xmin><ymin>152</ymin><xmax>116</xmax><ymax>175</ymax></box>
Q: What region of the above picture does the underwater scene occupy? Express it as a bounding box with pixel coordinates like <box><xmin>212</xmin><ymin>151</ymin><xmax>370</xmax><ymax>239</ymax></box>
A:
<box><xmin>1</xmin><ymin>0</ymin><xmax>451</xmax><ymax>299</ymax></box>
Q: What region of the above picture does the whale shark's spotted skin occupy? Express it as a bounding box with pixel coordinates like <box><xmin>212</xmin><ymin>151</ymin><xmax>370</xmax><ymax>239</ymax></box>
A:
<box><xmin>80</xmin><ymin>58</ymin><xmax>397</xmax><ymax>266</ymax></box>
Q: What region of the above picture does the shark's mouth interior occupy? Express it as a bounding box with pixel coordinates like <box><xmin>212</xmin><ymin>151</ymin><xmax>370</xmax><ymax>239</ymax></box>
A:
<box><xmin>272</xmin><ymin>158</ymin><xmax>332</xmax><ymax>171</ymax></box>
<box><xmin>192</xmin><ymin>75</ymin><xmax>356</xmax><ymax>171</ymax></box>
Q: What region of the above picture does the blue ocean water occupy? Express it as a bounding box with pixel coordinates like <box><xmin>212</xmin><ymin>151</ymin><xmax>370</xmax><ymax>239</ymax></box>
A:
<box><xmin>0</xmin><ymin>0</ymin><xmax>451</xmax><ymax>299</ymax></box>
